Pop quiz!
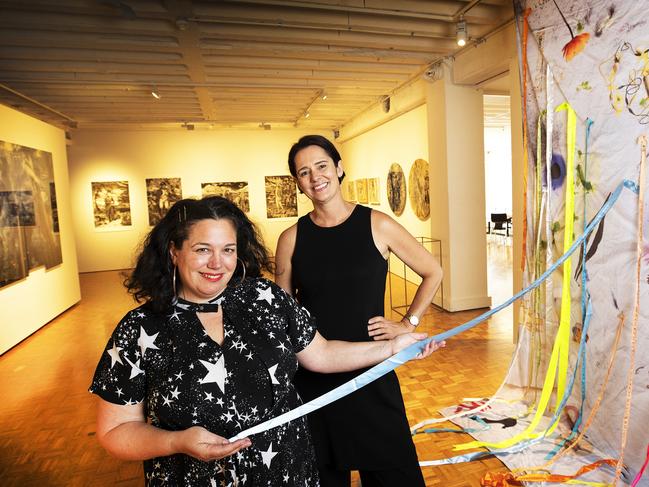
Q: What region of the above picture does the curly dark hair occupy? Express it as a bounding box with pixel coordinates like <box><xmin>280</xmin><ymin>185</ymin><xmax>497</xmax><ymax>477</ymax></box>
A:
<box><xmin>124</xmin><ymin>196</ymin><xmax>273</xmax><ymax>313</ymax></box>
<box><xmin>287</xmin><ymin>134</ymin><xmax>345</xmax><ymax>183</ymax></box>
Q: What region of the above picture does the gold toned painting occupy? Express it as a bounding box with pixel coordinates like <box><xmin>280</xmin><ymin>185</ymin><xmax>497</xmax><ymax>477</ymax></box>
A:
<box><xmin>347</xmin><ymin>179</ymin><xmax>356</xmax><ymax>202</ymax></box>
<box><xmin>146</xmin><ymin>178</ymin><xmax>182</xmax><ymax>226</ymax></box>
<box><xmin>356</xmin><ymin>178</ymin><xmax>368</xmax><ymax>204</ymax></box>
<box><xmin>265</xmin><ymin>176</ymin><xmax>297</xmax><ymax>218</ymax></box>
<box><xmin>408</xmin><ymin>158</ymin><xmax>430</xmax><ymax>220</ymax></box>
<box><xmin>92</xmin><ymin>181</ymin><xmax>132</xmax><ymax>229</ymax></box>
<box><xmin>202</xmin><ymin>181</ymin><xmax>250</xmax><ymax>213</ymax></box>
<box><xmin>368</xmin><ymin>177</ymin><xmax>380</xmax><ymax>205</ymax></box>
<box><xmin>386</xmin><ymin>163</ymin><xmax>406</xmax><ymax>216</ymax></box>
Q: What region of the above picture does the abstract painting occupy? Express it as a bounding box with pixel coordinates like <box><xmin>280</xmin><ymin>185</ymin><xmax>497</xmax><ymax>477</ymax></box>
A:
<box><xmin>92</xmin><ymin>181</ymin><xmax>132</xmax><ymax>229</ymax></box>
<box><xmin>146</xmin><ymin>177</ymin><xmax>182</xmax><ymax>226</ymax></box>
<box><xmin>347</xmin><ymin>179</ymin><xmax>357</xmax><ymax>202</ymax></box>
<box><xmin>408</xmin><ymin>158</ymin><xmax>430</xmax><ymax>220</ymax></box>
<box><xmin>356</xmin><ymin>178</ymin><xmax>368</xmax><ymax>204</ymax></box>
<box><xmin>0</xmin><ymin>140</ymin><xmax>62</xmax><ymax>287</ymax></box>
<box><xmin>387</xmin><ymin>163</ymin><xmax>406</xmax><ymax>216</ymax></box>
<box><xmin>368</xmin><ymin>177</ymin><xmax>380</xmax><ymax>205</ymax></box>
<box><xmin>201</xmin><ymin>181</ymin><xmax>250</xmax><ymax>213</ymax></box>
<box><xmin>265</xmin><ymin>176</ymin><xmax>297</xmax><ymax>218</ymax></box>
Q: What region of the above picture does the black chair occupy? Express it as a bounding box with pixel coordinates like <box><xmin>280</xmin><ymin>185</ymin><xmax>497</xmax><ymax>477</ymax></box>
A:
<box><xmin>487</xmin><ymin>213</ymin><xmax>512</xmax><ymax>236</ymax></box>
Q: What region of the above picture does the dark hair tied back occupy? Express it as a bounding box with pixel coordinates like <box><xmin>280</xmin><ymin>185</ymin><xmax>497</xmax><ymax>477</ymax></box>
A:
<box><xmin>287</xmin><ymin>134</ymin><xmax>345</xmax><ymax>183</ymax></box>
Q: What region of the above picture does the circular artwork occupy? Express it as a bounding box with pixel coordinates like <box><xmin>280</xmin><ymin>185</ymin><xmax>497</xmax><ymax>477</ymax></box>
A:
<box><xmin>386</xmin><ymin>163</ymin><xmax>406</xmax><ymax>216</ymax></box>
<box><xmin>408</xmin><ymin>158</ymin><xmax>430</xmax><ymax>220</ymax></box>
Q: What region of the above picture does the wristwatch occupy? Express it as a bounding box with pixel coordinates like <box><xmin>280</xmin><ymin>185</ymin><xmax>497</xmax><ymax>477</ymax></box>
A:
<box><xmin>404</xmin><ymin>313</ymin><xmax>420</xmax><ymax>328</ymax></box>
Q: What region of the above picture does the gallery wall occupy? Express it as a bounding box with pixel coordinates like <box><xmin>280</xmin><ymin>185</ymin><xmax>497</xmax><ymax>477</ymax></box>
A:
<box><xmin>0</xmin><ymin>104</ymin><xmax>81</xmax><ymax>354</ymax></box>
<box><xmin>339</xmin><ymin>104</ymin><xmax>433</xmax><ymax>288</ymax></box>
<box><xmin>67</xmin><ymin>128</ymin><xmax>325</xmax><ymax>272</ymax></box>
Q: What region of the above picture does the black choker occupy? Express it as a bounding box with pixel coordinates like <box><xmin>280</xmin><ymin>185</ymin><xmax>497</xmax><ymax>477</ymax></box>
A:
<box><xmin>175</xmin><ymin>298</ymin><xmax>221</xmax><ymax>313</ymax></box>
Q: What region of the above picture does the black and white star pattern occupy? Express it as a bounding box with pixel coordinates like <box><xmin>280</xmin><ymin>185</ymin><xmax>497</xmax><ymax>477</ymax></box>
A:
<box><xmin>90</xmin><ymin>278</ymin><xmax>319</xmax><ymax>486</ymax></box>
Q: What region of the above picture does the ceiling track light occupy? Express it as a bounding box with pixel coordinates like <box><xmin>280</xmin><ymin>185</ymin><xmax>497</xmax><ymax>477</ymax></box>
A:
<box><xmin>321</xmin><ymin>91</ymin><xmax>328</xmax><ymax>100</ymax></box>
<box><xmin>304</xmin><ymin>112</ymin><xmax>310</xmax><ymax>119</ymax></box>
<box><xmin>151</xmin><ymin>86</ymin><xmax>161</xmax><ymax>99</ymax></box>
<box><xmin>456</xmin><ymin>18</ymin><xmax>467</xmax><ymax>47</ymax></box>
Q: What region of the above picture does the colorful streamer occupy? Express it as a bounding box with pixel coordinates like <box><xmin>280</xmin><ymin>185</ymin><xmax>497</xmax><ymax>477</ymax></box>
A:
<box><xmin>455</xmin><ymin>102</ymin><xmax>579</xmax><ymax>452</ymax></box>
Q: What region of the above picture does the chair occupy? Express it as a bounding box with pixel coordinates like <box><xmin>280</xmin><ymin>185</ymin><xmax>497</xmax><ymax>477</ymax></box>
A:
<box><xmin>488</xmin><ymin>213</ymin><xmax>512</xmax><ymax>236</ymax></box>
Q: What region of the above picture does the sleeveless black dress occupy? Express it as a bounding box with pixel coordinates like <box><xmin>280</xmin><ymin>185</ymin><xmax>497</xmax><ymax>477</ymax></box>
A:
<box><xmin>292</xmin><ymin>204</ymin><xmax>419</xmax><ymax>470</ymax></box>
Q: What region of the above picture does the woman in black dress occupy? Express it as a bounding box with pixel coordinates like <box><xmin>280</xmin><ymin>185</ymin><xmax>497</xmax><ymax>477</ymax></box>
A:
<box><xmin>275</xmin><ymin>135</ymin><xmax>443</xmax><ymax>486</ymax></box>
<box><xmin>90</xmin><ymin>196</ymin><xmax>441</xmax><ymax>486</ymax></box>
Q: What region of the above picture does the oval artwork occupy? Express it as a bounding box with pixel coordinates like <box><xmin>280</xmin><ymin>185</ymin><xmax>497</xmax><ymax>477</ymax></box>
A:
<box><xmin>386</xmin><ymin>163</ymin><xmax>406</xmax><ymax>216</ymax></box>
<box><xmin>408</xmin><ymin>158</ymin><xmax>430</xmax><ymax>220</ymax></box>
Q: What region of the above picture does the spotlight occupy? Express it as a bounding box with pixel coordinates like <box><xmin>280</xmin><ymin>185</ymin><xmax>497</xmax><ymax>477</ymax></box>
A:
<box><xmin>456</xmin><ymin>19</ymin><xmax>467</xmax><ymax>47</ymax></box>
<box><xmin>321</xmin><ymin>91</ymin><xmax>328</xmax><ymax>100</ymax></box>
<box><xmin>304</xmin><ymin>112</ymin><xmax>310</xmax><ymax>119</ymax></box>
<box><xmin>151</xmin><ymin>87</ymin><xmax>161</xmax><ymax>99</ymax></box>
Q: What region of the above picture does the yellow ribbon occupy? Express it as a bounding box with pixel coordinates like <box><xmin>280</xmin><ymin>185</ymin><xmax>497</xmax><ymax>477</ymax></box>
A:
<box><xmin>456</xmin><ymin>102</ymin><xmax>577</xmax><ymax>451</ymax></box>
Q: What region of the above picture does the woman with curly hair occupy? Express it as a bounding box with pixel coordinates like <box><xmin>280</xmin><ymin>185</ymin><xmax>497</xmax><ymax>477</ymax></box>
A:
<box><xmin>89</xmin><ymin>195</ymin><xmax>442</xmax><ymax>486</ymax></box>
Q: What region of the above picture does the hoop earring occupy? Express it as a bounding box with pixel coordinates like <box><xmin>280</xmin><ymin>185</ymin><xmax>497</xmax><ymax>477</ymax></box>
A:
<box><xmin>235</xmin><ymin>257</ymin><xmax>247</xmax><ymax>286</ymax></box>
<box><xmin>172</xmin><ymin>265</ymin><xmax>178</xmax><ymax>303</ymax></box>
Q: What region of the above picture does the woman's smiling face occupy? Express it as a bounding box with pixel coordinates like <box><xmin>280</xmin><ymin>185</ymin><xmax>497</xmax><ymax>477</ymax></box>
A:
<box><xmin>171</xmin><ymin>218</ymin><xmax>237</xmax><ymax>302</ymax></box>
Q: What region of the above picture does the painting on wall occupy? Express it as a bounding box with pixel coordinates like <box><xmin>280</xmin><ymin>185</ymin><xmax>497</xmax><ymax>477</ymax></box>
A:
<box><xmin>408</xmin><ymin>158</ymin><xmax>430</xmax><ymax>220</ymax></box>
<box><xmin>92</xmin><ymin>181</ymin><xmax>132</xmax><ymax>229</ymax></box>
<box><xmin>341</xmin><ymin>180</ymin><xmax>354</xmax><ymax>202</ymax></box>
<box><xmin>265</xmin><ymin>175</ymin><xmax>297</xmax><ymax>218</ymax></box>
<box><xmin>387</xmin><ymin>163</ymin><xmax>406</xmax><ymax>216</ymax></box>
<box><xmin>146</xmin><ymin>177</ymin><xmax>182</xmax><ymax>226</ymax></box>
<box><xmin>201</xmin><ymin>181</ymin><xmax>250</xmax><ymax>213</ymax></box>
<box><xmin>368</xmin><ymin>177</ymin><xmax>380</xmax><ymax>205</ymax></box>
<box><xmin>356</xmin><ymin>178</ymin><xmax>368</xmax><ymax>204</ymax></box>
<box><xmin>347</xmin><ymin>179</ymin><xmax>356</xmax><ymax>202</ymax></box>
<box><xmin>50</xmin><ymin>182</ymin><xmax>59</xmax><ymax>233</ymax></box>
<box><xmin>0</xmin><ymin>140</ymin><xmax>62</xmax><ymax>288</ymax></box>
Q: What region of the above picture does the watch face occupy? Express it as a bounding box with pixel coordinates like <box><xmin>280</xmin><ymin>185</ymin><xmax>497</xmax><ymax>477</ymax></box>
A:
<box><xmin>408</xmin><ymin>314</ymin><xmax>419</xmax><ymax>326</ymax></box>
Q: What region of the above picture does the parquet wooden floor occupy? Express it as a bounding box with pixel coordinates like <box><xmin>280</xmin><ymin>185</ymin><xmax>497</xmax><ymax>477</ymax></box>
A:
<box><xmin>0</xmin><ymin>242</ymin><xmax>514</xmax><ymax>486</ymax></box>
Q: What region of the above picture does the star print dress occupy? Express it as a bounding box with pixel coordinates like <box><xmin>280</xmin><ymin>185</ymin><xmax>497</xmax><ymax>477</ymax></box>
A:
<box><xmin>89</xmin><ymin>278</ymin><xmax>320</xmax><ymax>486</ymax></box>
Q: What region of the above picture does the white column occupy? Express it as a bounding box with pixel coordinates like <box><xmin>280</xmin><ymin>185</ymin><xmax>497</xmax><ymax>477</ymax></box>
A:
<box><xmin>425</xmin><ymin>65</ymin><xmax>491</xmax><ymax>312</ymax></box>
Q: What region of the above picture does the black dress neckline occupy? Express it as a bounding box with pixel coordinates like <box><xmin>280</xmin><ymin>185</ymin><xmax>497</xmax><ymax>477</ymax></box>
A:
<box><xmin>307</xmin><ymin>204</ymin><xmax>360</xmax><ymax>229</ymax></box>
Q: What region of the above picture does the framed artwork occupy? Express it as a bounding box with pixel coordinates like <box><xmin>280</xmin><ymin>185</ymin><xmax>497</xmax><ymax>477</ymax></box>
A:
<box><xmin>0</xmin><ymin>141</ymin><xmax>62</xmax><ymax>287</ymax></box>
<box><xmin>201</xmin><ymin>181</ymin><xmax>250</xmax><ymax>213</ymax></box>
<box><xmin>408</xmin><ymin>158</ymin><xmax>430</xmax><ymax>220</ymax></box>
<box><xmin>347</xmin><ymin>179</ymin><xmax>357</xmax><ymax>202</ymax></box>
<box><xmin>146</xmin><ymin>177</ymin><xmax>182</xmax><ymax>226</ymax></box>
<box><xmin>387</xmin><ymin>163</ymin><xmax>406</xmax><ymax>216</ymax></box>
<box><xmin>92</xmin><ymin>181</ymin><xmax>132</xmax><ymax>229</ymax></box>
<box><xmin>265</xmin><ymin>175</ymin><xmax>297</xmax><ymax>218</ymax></box>
<box><xmin>341</xmin><ymin>180</ymin><xmax>349</xmax><ymax>200</ymax></box>
<box><xmin>356</xmin><ymin>178</ymin><xmax>368</xmax><ymax>204</ymax></box>
<box><xmin>368</xmin><ymin>177</ymin><xmax>380</xmax><ymax>205</ymax></box>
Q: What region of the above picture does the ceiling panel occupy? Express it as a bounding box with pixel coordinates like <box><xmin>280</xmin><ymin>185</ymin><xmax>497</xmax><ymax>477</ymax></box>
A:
<box><xmin>0</xmin><ymin>0</ymin><xmax>513</xmax><ymax>131</ymax></box>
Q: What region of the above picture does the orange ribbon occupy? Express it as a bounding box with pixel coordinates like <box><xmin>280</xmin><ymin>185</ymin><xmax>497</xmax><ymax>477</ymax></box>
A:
<box><xmin>482</xmin><ymin>459</ymin><xmax>617</xmax><ymax>486</ymax></box>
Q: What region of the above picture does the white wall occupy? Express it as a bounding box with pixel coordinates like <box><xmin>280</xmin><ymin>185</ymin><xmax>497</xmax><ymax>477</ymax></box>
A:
<box><xmin>67</xmin><ymin>128</ymin><xmax>324</xmax><ymax>272</ymax></box>
<box><xmin>485</xmin><ymin>124</ymin><xmax>513</xmax><ymax>218</ymax></box>
<box><xmin>0</xmin><ymin>104</ymin><xmax>81</xmax><ymax>354</ymax></box>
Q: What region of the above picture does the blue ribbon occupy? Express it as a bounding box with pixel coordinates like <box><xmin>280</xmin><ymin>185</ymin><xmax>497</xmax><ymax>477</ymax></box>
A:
<box><xmin>229</xmin><ymin>180</ymin><xmax>632</xmax><ymax>443</ymax></box>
